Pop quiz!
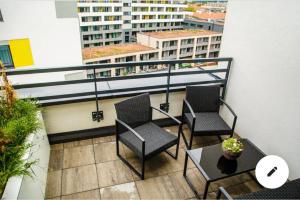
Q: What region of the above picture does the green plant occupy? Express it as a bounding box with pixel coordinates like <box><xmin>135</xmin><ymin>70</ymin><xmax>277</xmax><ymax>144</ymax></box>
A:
<box><xmin>0</xmin><ymin>61</ymin><xmax>40</xmax><ymax>196</ymax></box>
<box><xmin>222</xmin><ymin>138</ymin><xmax>244</xmax><ymax>153</ymax></box>
<box><xmin>184</xmin><ymin>6</ymin><xmax>196</xmax><ymax>12</ymax></box>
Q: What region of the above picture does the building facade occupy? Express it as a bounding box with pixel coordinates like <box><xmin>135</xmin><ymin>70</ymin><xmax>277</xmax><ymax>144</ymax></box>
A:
<box><xmin>77</xmin><ymin>0</ymin><xmax>188</xmax><ymax>48</ymax></box>
<box><xmin>81</xmin><ymin>30</ymin><xmax>222</xmax><ymax>78</ymax></box>
<box><xmin>0</xmin><ymin>0</ymin><xmax>83</xmax><ymax>83</ymax></box>
<box><xmin>183</xmin><ymin>17</ymin><xmax>224</xmax><ymax>32</ymax></box>
<box><xmin>137</xmin><ymin>30</ymin><xmax>222</xmax><ymax>59</ymax></box>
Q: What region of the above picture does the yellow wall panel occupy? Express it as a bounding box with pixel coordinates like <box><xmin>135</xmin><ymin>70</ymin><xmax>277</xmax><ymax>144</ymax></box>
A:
<box><xmin>9</xmin><ymin>39</ymin><xmax>34</xmax><ymax>68</ymax></box>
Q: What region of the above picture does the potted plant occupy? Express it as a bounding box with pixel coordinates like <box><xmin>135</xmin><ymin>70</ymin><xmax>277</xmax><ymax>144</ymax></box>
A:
<box><xmin>222</xmin><ymin>138</ymin><xmax>244</xmax><ymax>160</ymax></box>
<box><xmin>0</xmin><ymin>61</ymin><xmax>40</xmax><ymax>197</ymax></box>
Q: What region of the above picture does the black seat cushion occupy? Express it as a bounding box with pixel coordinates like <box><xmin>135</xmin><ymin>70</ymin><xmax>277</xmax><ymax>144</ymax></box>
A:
<box><xmin>236</xmin><ymin>178</ymin><xmax>300</xmax><ymax>199</ymax></box>
<box><xmin>119</xmin><ymin>122</ymin><xmax>178</xmax><ymax>159</ymax></box>
<box><xmin>184</xmin><ymin>112</ymin><xmax>231</xmax><ymax>135</ymax></box>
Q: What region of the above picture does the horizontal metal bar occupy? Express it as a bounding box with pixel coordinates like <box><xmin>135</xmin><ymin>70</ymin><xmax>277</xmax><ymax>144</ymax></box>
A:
<box><xmin>13</xmin><ymin>68</ymin><xmax>227</xmax><ymax>89</ymax></box>
<box><xmin>5</xmin><ymin>57</ymin><xmax>232</xmax><ymax>75</ymax></box>
<box><xmin>30</xmin><ymin>79</ymin><xmax>225</xmax><ymax>101</ymax></box>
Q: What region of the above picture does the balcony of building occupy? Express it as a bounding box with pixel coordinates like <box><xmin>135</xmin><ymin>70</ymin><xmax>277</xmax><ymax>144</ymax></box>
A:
<box><xmin>3</xmin><ymin>58</ymin><xmax>258</xmax><ymax>199</ymax></box>
<box><xmin>1</xmin><ymin>0</ymin><xmax>300</xmax><ymax>199</ymax></box>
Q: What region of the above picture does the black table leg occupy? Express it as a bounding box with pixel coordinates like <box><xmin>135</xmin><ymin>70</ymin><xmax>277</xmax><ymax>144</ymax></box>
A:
<box><xmin>183</xmin><ymin>152</ymin><xmax>210</xmax><ymax>199</ymax></box>
<box><xmin>203</xmin><ymin>181</ymin><xmax>210</xmax><ymax>199</ymax></box>
<box><xmin>183</xmin><ymin>151</ymin><xmax>188</xmax><ymax>176</ymax></box>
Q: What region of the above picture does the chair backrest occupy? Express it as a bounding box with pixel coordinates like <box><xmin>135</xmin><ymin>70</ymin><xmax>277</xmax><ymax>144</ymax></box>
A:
<box><xmin>186</xmin><ymin>85</ymin><xmax>220</xmax><ymax>113</ymax></box>
<box><xmin>115</xmin><ymin>93</ymin><xmax>151</xmax><ymax>128</ymax></box>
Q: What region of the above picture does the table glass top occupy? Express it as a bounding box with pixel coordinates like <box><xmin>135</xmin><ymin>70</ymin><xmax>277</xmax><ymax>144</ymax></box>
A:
<box><xmin>188</xmin><ymin>139</ymin><xmax>265</xmax><ymax>181</ymax></box>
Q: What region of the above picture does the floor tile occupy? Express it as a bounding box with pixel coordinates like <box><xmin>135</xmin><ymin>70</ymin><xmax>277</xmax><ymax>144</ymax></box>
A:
<box><xmin>135</xmin><ymin>175</ymin><xmax>180</xmax><ymax>199</ymax></box>
<box><xmin>46</xmin><ymin>197</ymin><xmax>61</xmax><ymax>200</ymax></box>
<box><xmin>62</xmin><ymin>164</ymin><xmax>99</xmax><ymax>195</ymax></box>
<box><xmin>63</xmin><ymin>139</ymin><xmax>93</xmax><ymax>149</ymax></box>
<box><xmin>168</xmin><ymin>171</ymin><xmax>195</xmax><ymax>199</ymax></box>
<box><xmin>100</xmin><ymin>182</ymin><xmax>140</xmax><ymax>199</ymax></box>
<box><xmin>51</xmin><ymin>143</ymin><xmax>64</xmax><ymax>150</ymax></box>
<box><xmin>97</xmin><ymin>160</ymin><xmax>133</xmax><ymax>188</ymax></box>
<box><xmin>93</xmin><ymin>135</ymin><xmax>115</xmax><ymax>144</ymax></box>
<box><xmin>177</xmin><ymin>148</ymin><xmax>196</xmax><ymax>169</ymax></box>
<box><xmin>46</xmin><ymin>170</ymin><xmax>62</xmax><ymax>198</ymax></box>
<box><xmin>61</xmin><ymin>189</ymin><xmax>100</xmax><ymax>199</ymax></box>
<box><xmin>63</xmin><ymin>145</ymin><xmax>95</xmax><ymax>168</ymax></box>
<box><xmin>184</xmin><ymin>168</ymin><xmax>215</xmax><ymax>194</ymax></box>
<box><xmin>48</xmin><ymin>149</ymin><xmax>63</xmax><ymax>171</ymax></box>
<box><xmin>94</xmin><ymin>142</ymin><xmax>123</xmax><ymax>163</ymax></box>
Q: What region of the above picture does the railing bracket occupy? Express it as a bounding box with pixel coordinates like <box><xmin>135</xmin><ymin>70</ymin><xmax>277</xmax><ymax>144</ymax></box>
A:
<box><xmin>92</xmin><ymin>111</ymin><xmax>104</xmax><ymax>122</ymax></box>
<box><xmin>160</xmin><ymin>103</ymin><xmax>169</xmax><ymax>112</ymax></box>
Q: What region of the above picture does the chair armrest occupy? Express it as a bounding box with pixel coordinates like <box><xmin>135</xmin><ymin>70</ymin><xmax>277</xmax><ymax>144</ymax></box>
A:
<box><xmin>116</xmin><ymin>119</ymin><xmax>145</xmax><ymax>142</ymax></box>
<box><xmin>219</xmin><ymin>98</ymin><xmax>237</xmax><ymax>131</ymax></box>
<box><xmin>216</xmin><ymin>187</ymin><xmax>233</xmax><ymax>200</ymax></box>
<box><xmin>219</xmin><ymin>98</ymin><xmax>237</xmax><ymax>118</ymax></box>
<box><xmin>151</xmin><ymin>106</ymin><xmax>182</xmax><ymax>125</ymax></box>
<box><xmin>183</xmin><ymin>99</ymin><xmax>196</xmax><ymax>119</ymax></box>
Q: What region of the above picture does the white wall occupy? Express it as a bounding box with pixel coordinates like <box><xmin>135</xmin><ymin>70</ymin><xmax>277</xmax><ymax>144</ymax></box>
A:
<box><xmin>0</xmin><ymin>0</ymin><xmax>83</xmax><ymax>83</ymax></box>
<box><xmin>220</xmin><ymin>0</ymin><xmax>300</xmax><ymax>179</ymax></box>
<box><xmin>43</xmin><ymin>92</ymin><xmax>185</xmax><ymax>134</ymax></box>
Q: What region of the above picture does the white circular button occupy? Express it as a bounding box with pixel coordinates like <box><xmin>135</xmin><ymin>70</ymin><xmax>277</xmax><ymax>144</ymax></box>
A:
<box><xmin>255</xmin><ymin>155</ymin><xmax>289</xmax><ymax>189</ymax></box>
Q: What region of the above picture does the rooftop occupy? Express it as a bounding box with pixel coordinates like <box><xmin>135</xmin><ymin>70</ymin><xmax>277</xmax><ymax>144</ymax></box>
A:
<box><xmin>82</xmin><ymin>44</ymin><xmax>156</xmax><ymax>60</ymax></box>
<box><xmin>193</xmin><ymin>12</ymin><xmax>226</xmax><ymax>20</ymax></box>
<box><xmin>141</xmin><ymin>30</ymin><xmax>220</xmax><ymax>39</ymax></box>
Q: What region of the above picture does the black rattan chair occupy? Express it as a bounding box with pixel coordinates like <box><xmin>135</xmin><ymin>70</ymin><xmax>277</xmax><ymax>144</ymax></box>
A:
<box><xmin>115</xmin><ymin>93</ymin><xmax>182</xmax><ymax>180</ymax></box>
<box><xmin>181</xmin><ymin>85</ymin><xmax>237</xmax><ymax>149</ymax></box>
<box><xmin>216</xmin><ymin>178</ymin><xmax>300</xmax><ymax>199</ymax></box>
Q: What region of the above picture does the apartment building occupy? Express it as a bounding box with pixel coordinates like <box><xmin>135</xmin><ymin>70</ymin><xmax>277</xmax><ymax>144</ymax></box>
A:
<box><xmin>80</xmin><ymin>29</ymin><xmax>221</xmax><ymax>78</ymax></box>
<box><xmin>183</xmin><ymin>12</ymin><xmax>225</xmax><ymax>32</ymax></box>
<box><xmin>137</xmin><ymin>29</ymin><xmax>222</xmax><ymax>59</ymax></box>
<box><xmin>77</xmin><ymin>0</ymin><xmax>188</xmax><ymax>48</ymax></box>
<box><xmin>0</xmin><ymin>1</ymin><xmax>83</xmax><ymax>83</ymax></box>
<box><xmin>82</xmin><ymin>43</ymin><xmax>160</xmax><ymax>77</ymax></box>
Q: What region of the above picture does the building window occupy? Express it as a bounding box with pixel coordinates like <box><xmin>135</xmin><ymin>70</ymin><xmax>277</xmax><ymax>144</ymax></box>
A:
<box><xmin>93</xmin><ymin>26</ymin><xmax>100</xmax><ymax>31</ymax></box>
<box><xmin>92</xmin><ymin>16</ymin><xmax>100</xmax><ymax>21</ymax></box>
<box><xmin>82</xmin><ymin>17</ymin><xmax>88</xmax><ymax>22</ymax></box>
<box><xmin>103</xmin><ymin>25</ymin><xmax>110</xmax><ymax>30</ymax></box>
<box><xmin>79</xmin><ymin>7</ymin><xmax>90</xmax><ymax>13</ymax></box>
<box><xmin>83</xmin><ymin>35</ymin><xmax>89</xmax><ymax>41</ymax></box>
<box><xmin>114</xmin><ymin>7</ymin><xmax>122</xmax><ymax>12</ymax></box>
<box><xmin>81</xmin><ymin>26</ymin><xmax>88</xmax><ymax>32</ymax></box>
<box><xmin>123</xmin><ymin>3</ymin><xmax>131</xmax><ymax>7</ymax></box>
<box><xmin>124</xmin><ymin>20</ymin><xmax>131</xmax><ymax>24</ymax></box>
<box><xmin>0</xmin><ymin>45</ymin><xmax>14</xmax><ymax>68</ymax></box>
<box><xmin>0</xmin><ymin>9</ymin><xmax>3</xmax><ymax>22</ymax></box>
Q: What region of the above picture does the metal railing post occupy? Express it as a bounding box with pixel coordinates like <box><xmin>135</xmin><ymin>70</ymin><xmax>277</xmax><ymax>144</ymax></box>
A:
<box><xmin>160</xmin><ymin>63</ymin><xmax>172</xmax><ymax>112</ymax></box>
<box><xmin>92</xmin><ymin>68</ymin><xmax>103</xmax><ymax>122</ymax></box>
<box><xmin>221</xmin><ymin>60</ymin><xmax>232</xmax><ymax>100</ymax></box>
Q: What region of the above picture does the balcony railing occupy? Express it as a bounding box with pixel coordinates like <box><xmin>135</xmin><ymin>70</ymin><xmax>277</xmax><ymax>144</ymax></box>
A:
<box><xmin>5</xmin><ymin>57</ymin><xmax>232</xmax><ymax>121</ymax></box>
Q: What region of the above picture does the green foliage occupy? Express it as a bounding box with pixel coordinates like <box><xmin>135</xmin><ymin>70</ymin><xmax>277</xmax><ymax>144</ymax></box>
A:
<box><xmin>0</xmin><ymin>97</ymin><xmax>40</xmax><ymax>196</ymax></box>
<box><xmin>184</xmin><ymin>6</ymin><xmax>196</xmax><ymax>12</ymax></box>
<box><xmin>222</xmin><ymin>138</ymin><xmax>244</xmax><ymax>153</ymax></box>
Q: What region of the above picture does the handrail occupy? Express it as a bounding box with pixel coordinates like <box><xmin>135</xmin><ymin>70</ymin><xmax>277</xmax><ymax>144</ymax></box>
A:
<box><xmin>5</xmin><ymin>58</ymin><xmax>232</xmax><ymax>75</ymax></box>
<box><xmin>4</xmin><ymin>57</ymin><xmax>233</xmax><ymax>120</ymax></box>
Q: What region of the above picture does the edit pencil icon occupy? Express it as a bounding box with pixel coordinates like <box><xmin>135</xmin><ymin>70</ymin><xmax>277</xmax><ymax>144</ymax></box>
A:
<box><xmin>267</xmin><ymin>167</ymin><xmax>277</xmax><ymax>177</ymax></box>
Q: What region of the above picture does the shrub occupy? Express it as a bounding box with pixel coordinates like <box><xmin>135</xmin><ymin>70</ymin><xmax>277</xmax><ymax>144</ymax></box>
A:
<box><xmin>0</xmin><ymin>61</ymin><xmax>40</xmax><ymax>196</ymax></box>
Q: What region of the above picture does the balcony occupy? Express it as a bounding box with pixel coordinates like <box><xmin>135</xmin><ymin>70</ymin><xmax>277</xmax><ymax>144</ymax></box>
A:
<box><xmin>2</xmin><ymin>57</ymin><xmax>265</xmax><ymax>199</ymax></box>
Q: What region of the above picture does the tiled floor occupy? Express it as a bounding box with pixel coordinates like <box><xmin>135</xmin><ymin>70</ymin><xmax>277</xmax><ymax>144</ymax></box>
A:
<box><xmin>46</xmin><ymin>126</ymin><xmax>262</xmax><ymax>199</ymax></box>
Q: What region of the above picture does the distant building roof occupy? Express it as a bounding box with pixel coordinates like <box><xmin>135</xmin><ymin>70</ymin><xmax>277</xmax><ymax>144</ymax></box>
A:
<box><xmin>82</xmin><ymin>44</ymin><xmax>156</xmax><ymax>60</ymax></box>
<box><xmin>141</xmin><ymin>30</ymin><xmax>220</xmax><ymax>39</ymax></box>
<box><xmin>193</xmin><ymin>12</ymin><xmax>226</xmax><ymax>20</ymax></box>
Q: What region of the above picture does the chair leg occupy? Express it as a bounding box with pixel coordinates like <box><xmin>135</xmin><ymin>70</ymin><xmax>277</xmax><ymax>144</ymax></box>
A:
<box><xmin>141</xmin><ymin>158</ymin><xmax>145</xmax><ymax>180</ymax></box>
<box><xmin>188</xmin><ymin>132</ymin><xmax>194</xmax><ymax>150</ymax></box>
<box><xmin>116</xmin><ymin>137</ymin><xmax>120</xmax><ymax>156</ymax></box>
<box><xmin>116</xmin><ymin>141</ymin><xmax>146</xmax><ymax>180</ymax></box>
